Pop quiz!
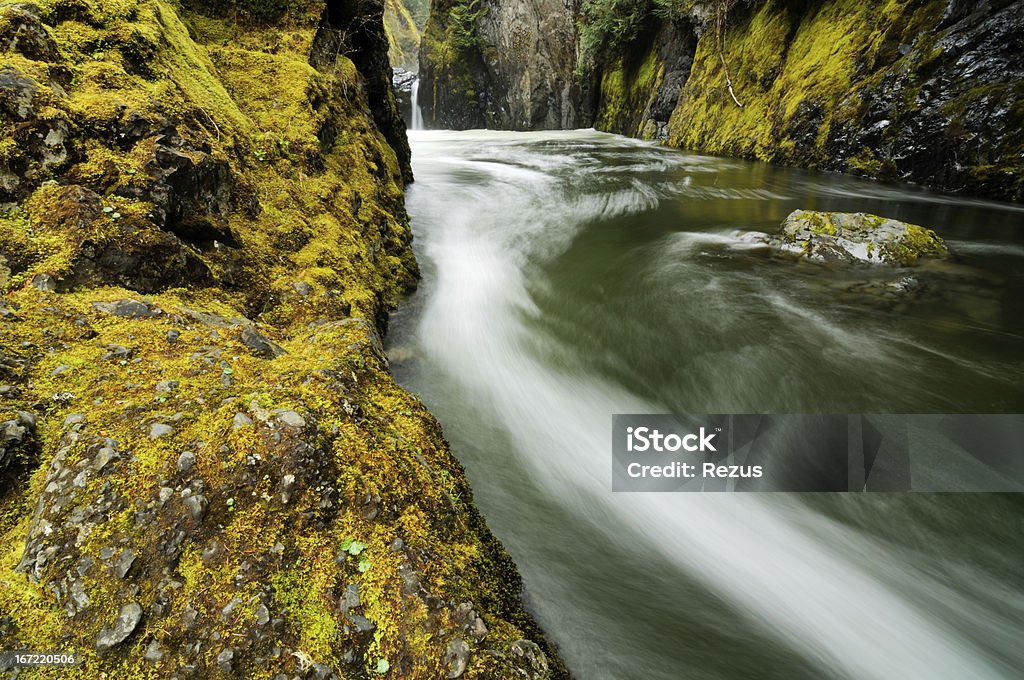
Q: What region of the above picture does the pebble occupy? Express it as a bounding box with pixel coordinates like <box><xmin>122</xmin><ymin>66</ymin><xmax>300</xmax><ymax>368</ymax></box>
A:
<box><xmin>177</xmin><ymin>451</ymin><xmax>196</xmax><ymax>474</ymax></box>
<box><xmin>183</xmin><ymin>494</ymin><xmax>208</xmax><ymax>521</ymax></box>
<box><xmin>144</xmin><ymin>639</ymin><xmax>165</xmax><ymax>662</ymax></box>
<box><xmin>232</xmin><ymin>413</ymin><xmax>254</xmax><ymax>430</ymax></box>
<box><xmin>95</xmin><ymin>602</ymin><xmax>143</xmax><ymax>652</ymax></box>
<box><xmin>275</xmin><ymin>410</ymin><xmax>305</xmax><ymax>428</ymax></box>
<box><xmin>31</xmin><ymin>273</ymin><xmax>56</xmax><ymax>292</ymax></box>
<box><xmin>445</xmin><ymin>639</ymin><xmax>470</xmax><ymax>679</ymax></box>
<box><xmin>149</xmin><ymin>423</ymin><xmax>173</xmax><ymax>439</ymax></box>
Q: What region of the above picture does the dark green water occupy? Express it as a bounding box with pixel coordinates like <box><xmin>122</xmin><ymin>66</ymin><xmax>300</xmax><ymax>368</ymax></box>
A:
<box><xmin>388</xmin><ymin>130</ymin><xmax>1024</xmax><ymax>680</ymax></box>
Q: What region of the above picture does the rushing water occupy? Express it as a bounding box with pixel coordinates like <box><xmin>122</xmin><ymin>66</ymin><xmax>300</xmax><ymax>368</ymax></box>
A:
<box><xmin>387</xmin><ymin>130</ymin><xmax>1024</xmax><ymax>680</ymax></box>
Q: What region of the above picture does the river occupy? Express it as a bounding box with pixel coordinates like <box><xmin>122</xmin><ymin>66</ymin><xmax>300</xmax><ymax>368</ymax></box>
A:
<box><xmin>386</xmin><ymin>129</ymin><xmax>1024</xmax><ymax>680</ymax></box>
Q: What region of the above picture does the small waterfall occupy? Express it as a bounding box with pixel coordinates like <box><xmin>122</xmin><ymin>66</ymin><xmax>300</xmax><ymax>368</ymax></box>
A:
<box><xmin>411</xmin><ymin>78</ymin><xmax>424</xmax><ymax>131</ymax></box>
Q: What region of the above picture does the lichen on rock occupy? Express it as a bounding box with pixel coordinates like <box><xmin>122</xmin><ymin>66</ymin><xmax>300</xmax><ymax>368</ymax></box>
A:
<box><xmin>740</xmin><ymin>209</ymin><xmax>952</xmax><ymax>266</ymax></box>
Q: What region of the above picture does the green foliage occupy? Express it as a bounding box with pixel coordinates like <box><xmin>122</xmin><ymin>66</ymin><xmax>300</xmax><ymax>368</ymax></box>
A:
<box><xmin>447</xmin><ymin>0</ymin><xmax>486</xmax><ymax>50</ymax></box>
<box><xmin>578</xmin><ymin>0</ymin><xmax>656</xmax><ymax>71</ymax></box>
<box><xmin>181</xmin><ymin>0</ymin><xmax>300</xmax><ymax>24</ymax></box>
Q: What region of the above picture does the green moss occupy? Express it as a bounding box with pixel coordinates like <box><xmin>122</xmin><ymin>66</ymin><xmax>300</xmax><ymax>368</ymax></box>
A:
<box><xmin>595</xmin><ymin>42</ymin><xmax>664</xmax><ymax>135</ymax></box>
<box><xmin>663</xmin><ymin>0</ymin><xmax>947</xmax><ymax>167</ymax></box>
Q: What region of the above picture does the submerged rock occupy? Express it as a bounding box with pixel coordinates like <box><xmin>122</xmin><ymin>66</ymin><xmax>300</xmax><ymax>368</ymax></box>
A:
<box><xmin>742</xmin><ymin>210</ymin><xmax>951</xmax><ymax>266</ymax></box>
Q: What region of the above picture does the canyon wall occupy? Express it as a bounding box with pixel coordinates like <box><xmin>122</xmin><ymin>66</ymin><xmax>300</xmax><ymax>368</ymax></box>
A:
<box><xmin>0</xmin><ymin>1</ymin><xmax>567</xmax><ymax>677</ymax></box>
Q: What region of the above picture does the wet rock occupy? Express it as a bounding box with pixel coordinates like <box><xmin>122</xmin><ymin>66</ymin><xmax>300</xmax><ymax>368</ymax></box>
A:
<box><xmin>742</xmin><ymin>210</ymin><xmax>951</xmax><ymax>266</ymax></box>
<box><xmin>93</xmin><ymin>299</ymin><xmax>161</xmax><ymax>318</ymax></box>
<box><xmin>96</xmin><ymin>602</ymin><xmax>143</xmax><ymax>652</ymax></box>
<box><xmin>241</xmin><ymin>326</ymin><xmax>287</xmax><ymax>358</ymax></box>
<box><xmin>445</xmin><ymin>638</ymin><xmax>470</xmax><ymax>678</ymax></box>
<box><xmin>510</xmin><ymin>639</ymin><xmax>549</xmax><ymax>672</ymax></box>
<box><xmin>149</xmin><ymin>423</ymin><xmax>173</xmax><ymax>439</ymax></box>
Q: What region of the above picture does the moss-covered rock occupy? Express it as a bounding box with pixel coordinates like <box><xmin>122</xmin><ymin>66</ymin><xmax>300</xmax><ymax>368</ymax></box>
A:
<box><xmin>741</xmin><ymin>209</ymin><xmax>952</xmax><ymax>266</ymax></box>
<box><xmin>0</xmin><ymin>1</ymin><xmax>567</xmax><ymax>677</ymax></box>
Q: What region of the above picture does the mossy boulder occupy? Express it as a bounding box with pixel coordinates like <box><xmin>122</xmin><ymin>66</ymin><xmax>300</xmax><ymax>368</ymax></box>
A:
<box><xmin>744</xmin><ymin>209</ymin><xmax>952</xmax><ymax>266</ymax></box>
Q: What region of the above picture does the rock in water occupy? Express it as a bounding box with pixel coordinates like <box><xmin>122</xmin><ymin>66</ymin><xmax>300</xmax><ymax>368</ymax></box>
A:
<box><xmin>96</xmin><ymin>602</ymin><xmax>143</xmax><ymax>651</ymax></box>
<box><xmin>744</xmin><ymin>210</ymin><xmax>951</xmax><ymax>266</ymax></box>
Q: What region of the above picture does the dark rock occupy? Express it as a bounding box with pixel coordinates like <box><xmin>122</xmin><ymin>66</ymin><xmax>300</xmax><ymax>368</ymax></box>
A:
<box><xmin>241</xmin><ymin>326</ymin><xmax>287</xmax><ymax>358</ymax></box>
<box><xmin>145</xmin><ymin>145</ymin><xmax>237</xmax><ymax>248</ymax></box>
<box><xmin>96</xmin><ymin>602</ymin><xmax>143</xmax><ymax>652</ymax></box>
<box><xmin>0</xmin><ymin>64</ymin><xmax>38</xmax><ymax>120</ymax></box>
<box><xmin>167</xmin><ymin>329</ymin><xmax>181</xmax><ymax>343</ymax></box>
<box><xmin>0</xmin><ymin>4</ymin><xmax>60</xmax><ymax>62</ymax></box>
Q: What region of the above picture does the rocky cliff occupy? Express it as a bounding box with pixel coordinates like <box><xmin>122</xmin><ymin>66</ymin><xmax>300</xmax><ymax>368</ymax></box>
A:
<box><xmin>593</xmin><ymin>0</ymin><xmax>1024</xmax><ymax>202</ymax></box>
<box><xmin>0</xmin><ymin>1</ymin><xmax>566</xmax><ymax>677</ymax></box>
<box><xmin>419</xmin><ymin>0</ymin><xmax>586</xmax><ymax>130</ymax></box>
<box><xmin>421</xmin><ymin>0</ymin><xmax>1024</xmax><ymax>201</ymax></box>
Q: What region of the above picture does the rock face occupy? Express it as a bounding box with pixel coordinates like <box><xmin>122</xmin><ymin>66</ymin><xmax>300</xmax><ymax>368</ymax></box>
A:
<box><xmin>0</xmin><ymin>1</ymin><xmax>566</xmax><ymax>678</ymax></box>
<box><xmin>422</xmin><ymin>0</ymin><xmax>1023</xmax><ymax>201</ymax></box>
<box><xmin>741</xmin><ymin>210</ymin><xmax>952</xmax><ymax>266</ymax></box>
<box><xmin>594</xmin><ymin>0</ymin><xmax>1024</xmax><ymax>201</ymax></box>
<box><xmin>419</xmin><ymin>0</ymin><xmax>586</xmax><ymax>130</ymax></box>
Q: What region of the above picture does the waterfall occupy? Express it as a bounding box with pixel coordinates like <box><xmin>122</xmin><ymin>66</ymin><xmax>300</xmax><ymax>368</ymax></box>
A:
<box><xmin>411</xmin><ymin>78</ymin><xmax>424</xmax><ymax>131</ymax></box>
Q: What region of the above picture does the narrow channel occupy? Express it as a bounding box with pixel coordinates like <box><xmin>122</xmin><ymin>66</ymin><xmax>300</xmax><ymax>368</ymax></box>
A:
<box><xmin>387</xmin><ymin>129</ymin><xmax>1024</xmax><ymax>680</ymax></box>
